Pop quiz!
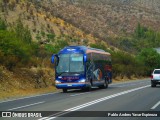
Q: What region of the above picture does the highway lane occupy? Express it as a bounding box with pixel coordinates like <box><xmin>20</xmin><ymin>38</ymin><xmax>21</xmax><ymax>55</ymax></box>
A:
<box><xmin>1</xmin><ymin>79</ymin><xmax>160</xmax><ymax>120</ymax></box>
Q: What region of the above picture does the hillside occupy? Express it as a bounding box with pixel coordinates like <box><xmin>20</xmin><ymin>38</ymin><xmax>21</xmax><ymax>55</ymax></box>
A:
<box><xmin>0</xmin><ymin>0</ymin><xmax>102</xmax><ymax>46</ymax></box>
<box><xmin>1</xmin><ymin>0</ymin><xmax>160</xmax><ymax>50</ymax></box>
<box><xmin>35</xmin><ymin>0</ymin><xmax>160</xmax><ymax>45</ymax></box>
<box><xmin>25</xmin><ymin>0</ymin><xmax>160</xmax><ymax>53</ymax></box>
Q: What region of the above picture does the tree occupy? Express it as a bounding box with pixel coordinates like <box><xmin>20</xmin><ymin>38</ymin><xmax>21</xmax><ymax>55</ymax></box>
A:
<box><xmin>134</xmin><ymin>23</ymin><xmax>147</xmax><ymax>38</ymax></box>
<box><xmin>0</xmin><ymin>30</ymin><xmax>33</xmax><ymax>70</ymax></box>
<box><xmin>138</xmin><ymin>48</ymin><xmax>160</xmax><ymax>74</ymax></box>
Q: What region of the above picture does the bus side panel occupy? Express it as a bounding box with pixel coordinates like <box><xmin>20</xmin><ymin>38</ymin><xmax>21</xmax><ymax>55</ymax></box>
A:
<box><xmin>91</xmin><ymin>53</ymin><xmax>105</xmax><ymax>86</ymax></box>
<box><xmin>87</xmin><ymin>52</ymin><xmax>112</xmax><ymax>85</ymax></box>
<box><xmin>86</xmin><ymin>52</ymin><xmax>112</xmax><ymax>86</ymax></box>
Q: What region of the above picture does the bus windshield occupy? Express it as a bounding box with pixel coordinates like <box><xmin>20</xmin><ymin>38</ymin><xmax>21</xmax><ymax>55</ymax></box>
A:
<box><xmin>56</xmin><ymin>54</ymin><xmax>84</xmax><ymax>75</ymax></box>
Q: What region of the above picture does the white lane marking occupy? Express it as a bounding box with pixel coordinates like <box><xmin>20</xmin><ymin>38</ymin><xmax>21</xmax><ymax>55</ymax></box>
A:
<box><xmin>39</xmin><ymin>85</ymin><xmax>150</xmax><ymax>120</ymax></box>
<box><xmin>43</xmin><ymin>117</ymin><xmax>56</xmax><ymax>120</ymax></box>
<box><xmin>8</xmin><ymin>101</ymin><xmax>45</xmax><ymax>111</ymax></box>
<box><xmin>65</xmin><ymin>85</ymin><xmax>150</xmax><ymax>111</ymax></box>
<box><xmin>151</xmin><ymin>101</ymin><xmax>160</xmax><ymax>110</ymax></box>
<box><xmin>0</xmin><ymin>92</ymin><xmax>58</xmax><ymax>104</ymax></box>
<box><xmin>70</xmin><ymin>92</ymin><xmax>91</xmax><ymax>97</ymax></box>
<box><xmin>40</xmin><ymin>117</ymin><xmax>56</xmax><ymax>120</ymax></box>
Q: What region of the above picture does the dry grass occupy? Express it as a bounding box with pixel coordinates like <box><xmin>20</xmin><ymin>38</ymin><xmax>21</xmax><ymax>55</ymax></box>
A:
<box><xmin>0</xmin><ymin>66</ymin><xmax>56</xmax><ymax>100</ymax></box>
<box><xmin>113</xmin><ymin>76</ymin><xmax>146</xmax><ymax>83</ymax></box>
<box><xmin>1</xmin><ymin>1</ymin><xmax>98</xmax><ymax>46</ymax></box>
<box><xmin>0</xmin><ymin>86</ymin><xmax>57</xmax><ymax>100</ymax></box>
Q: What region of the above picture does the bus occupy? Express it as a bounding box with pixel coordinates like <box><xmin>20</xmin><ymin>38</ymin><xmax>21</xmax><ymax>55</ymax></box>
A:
<box><xmin>51</xmin><ymin>46</ymin><xmax>112</xmax><ymax>93</ymax></box>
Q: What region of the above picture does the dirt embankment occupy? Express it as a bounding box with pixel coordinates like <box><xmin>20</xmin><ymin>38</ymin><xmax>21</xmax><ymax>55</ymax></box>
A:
<box><xmin>0</xmin><ymin>66</ymin><xmax>56</xmax><ymax>100</ymax></box>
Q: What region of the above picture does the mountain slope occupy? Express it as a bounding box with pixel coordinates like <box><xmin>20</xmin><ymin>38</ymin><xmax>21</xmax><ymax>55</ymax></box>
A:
<box><xmin>0</xmin><ymin>0</ymin><xmax>102</xmax><ymax>46</ymax></box>
<box><xmin>1</xmin><ymin>0</ymin><xmax>160</xmax><ymax>50</ymax></box>
<box><xmin>35</xmin><ymin>0</ymin><xmax>160</xmax><ymax>44</ymax></box>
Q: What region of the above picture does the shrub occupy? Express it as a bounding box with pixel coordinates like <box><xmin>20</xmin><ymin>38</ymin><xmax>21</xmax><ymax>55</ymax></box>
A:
<box><xmin>137</xmin><ymin>48</ymin><xmax>160</xmax><ymax>75</ymax></box>
<box><xmin>0</xmin><ymin>18</ymin><xmax>7</xmax><ymax>30</ymax></box>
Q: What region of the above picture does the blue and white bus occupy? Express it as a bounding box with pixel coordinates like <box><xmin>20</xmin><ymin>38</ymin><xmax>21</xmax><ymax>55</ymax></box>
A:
<box><xmin>51</xmin><ymin>46</ymin><xmax>112</xmax><ymax>92</ymax></box>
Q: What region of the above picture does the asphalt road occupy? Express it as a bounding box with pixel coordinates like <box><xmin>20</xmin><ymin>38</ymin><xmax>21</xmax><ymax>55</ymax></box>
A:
<box><xmin>0</xmin><ymin>79</ymin><xmax>160</xmax><ymax>120</ymax></box>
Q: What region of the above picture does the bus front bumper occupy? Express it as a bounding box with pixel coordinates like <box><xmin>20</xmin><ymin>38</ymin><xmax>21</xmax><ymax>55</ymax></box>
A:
<box><xmin>55</xmin><ymin>83</ymin><xmax>89</xmax><ymax>89</ymax></box>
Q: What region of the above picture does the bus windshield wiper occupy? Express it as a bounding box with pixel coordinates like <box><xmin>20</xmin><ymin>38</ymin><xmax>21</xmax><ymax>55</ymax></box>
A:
<box><xmin>57</xmin><ymin>72</ymin><xmax>82</xmax><ymax>76</ymax></box>
<box><xmin>58</xmin><ymin>72</ymin><xmax>69</xmax><ymax>76</ymax></box>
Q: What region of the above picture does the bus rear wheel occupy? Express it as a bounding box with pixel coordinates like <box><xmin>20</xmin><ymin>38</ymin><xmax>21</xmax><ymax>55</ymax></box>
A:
<box><xmin>63</xmin><ymin>89</ymin><xmax>67</xmax><ymax>93</ymax></box>
<box><xmin>104</xmin><ymin>80</ymin><xmax>108</xmax><ymax>88</ymax></box>
<box><xmin>99</xmin><ymin>80</ymin><xmax>108</xmax><ymax>89</ymax></box>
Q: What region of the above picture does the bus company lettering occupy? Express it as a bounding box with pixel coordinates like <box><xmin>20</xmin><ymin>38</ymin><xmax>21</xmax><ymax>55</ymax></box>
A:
<box><xmin>61</xmin><ymin>76</ymin><xmax>79</xmax><ymax>80</ymax></box>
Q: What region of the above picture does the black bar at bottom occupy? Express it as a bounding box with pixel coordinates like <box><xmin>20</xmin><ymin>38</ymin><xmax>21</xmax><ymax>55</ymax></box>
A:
<box><xmin>0</xmin><ymin>111</ymin><xmax>160</xmax><ymax>117</ymax></box>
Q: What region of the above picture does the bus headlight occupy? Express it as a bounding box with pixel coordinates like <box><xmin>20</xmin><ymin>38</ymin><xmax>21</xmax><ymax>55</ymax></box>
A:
<box><xmin>79</xmin><ymin>79</ymin><xmax>85</xmax><ymax>83</ymax></box>
<box><xmin>55</xmin><ymin>80</ymin><xmax>61</xmax><ymax>84</ymax></box>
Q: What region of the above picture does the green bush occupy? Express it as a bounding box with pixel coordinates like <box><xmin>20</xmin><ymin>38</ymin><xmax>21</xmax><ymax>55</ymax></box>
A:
<box><xmin>0</xmin><ymin>30</ymin><xmax>34</xmax><ymax>69</ymax></box>
<box><xmin>137</xmin><ymin>48</ymin><xmax>160</xmax><ymax>75</ymax></box>
<box><xmin>0</xmin><ymin>18</ymin><xmax>7</xmax><ymax>30</ymax></box>
<box><xmin>112</xmin><ymin>51</ymin><xmax>145</xmax><ymax>78</ymax></box>
<box><xmin>0</xmin><ymin>17</ymin><xmax>43</xmax><ymax>70</ymax></box>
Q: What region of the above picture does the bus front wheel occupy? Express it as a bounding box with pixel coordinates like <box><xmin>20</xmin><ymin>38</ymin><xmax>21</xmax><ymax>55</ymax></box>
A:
<box><xmin>83</xmin><ymin>83</ymin><xmax>92</xmax><ymax>92</ymax></box>
<box><xmin>63</xmin><ymin>89</ymin><xmax>67</xmax><ymax>93</ymax></box>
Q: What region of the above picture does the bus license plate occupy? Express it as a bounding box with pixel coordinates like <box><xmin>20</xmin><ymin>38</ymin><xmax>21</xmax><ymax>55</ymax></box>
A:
<box><xmin>67</xmin><ymin>84</ymin><xmax>72</xmax><ymax>86</ymax></box>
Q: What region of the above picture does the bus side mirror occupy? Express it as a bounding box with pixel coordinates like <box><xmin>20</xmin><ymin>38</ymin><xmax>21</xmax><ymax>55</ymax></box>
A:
<box><xmin>84</xmin><ymin>54</ymin><xmax>87</xmax><ymax>62</ymax></box>
<box><xmin>51</xmin><ymin>54</ymin><xmax>59</xmax><ymax>65</ymax></box>
<box><xmin>51</xmin><ymin>55</ymin><xmax>55</xmax><ymax>63</ymax></box>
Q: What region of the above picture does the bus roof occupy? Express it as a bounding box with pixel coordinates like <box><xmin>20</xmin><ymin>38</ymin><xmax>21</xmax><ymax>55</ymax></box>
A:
<box><xmin>58</xmin><ymin>46</ymin><xmax>110</xmax><ymax>55</ymax></box>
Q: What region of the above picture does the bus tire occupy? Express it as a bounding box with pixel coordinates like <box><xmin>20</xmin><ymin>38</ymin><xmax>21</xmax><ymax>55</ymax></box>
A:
<box><xmin>82</xmin><ymin>87</ymin><xmax>91</xmax><ymax>92</ymax></box>
<box><xmin>86</xmin><ymin>86</ymin><xmax>91</xmax><ymax>91</ymax></box>
<box><xmin>86</xmin><ymin>82</ymin><xmax>92</xmax><ymax>91</ymax></box>
<box><xmin>99</xmin><ymin>80</ymin><xmax>108</xmax><ymax>89</ymax></box>
<box><xmin>85</xmin><ymin>82</ymin><xmax>92</xmax><ymax>92</ymax></box>
<box><xmin>63</xmin><ymin>89</ymin><xmax>67</xmax><ymax>93</ymax></box>
<box><xmin>104</xmin><ymin>80</ymin><xmax>108</xmax><ymax>88</ymax></box>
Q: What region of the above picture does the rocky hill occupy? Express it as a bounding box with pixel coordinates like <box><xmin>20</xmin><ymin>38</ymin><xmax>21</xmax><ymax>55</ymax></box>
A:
<box><xmin>0</xmin><ymin>0</ymin><xmax>103</xmax><ymax>47</ymax></box>
<box><xmin>33</xmin><ymin>0</ymin><xmax>160</xmax><ymax>44</ymax></box>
